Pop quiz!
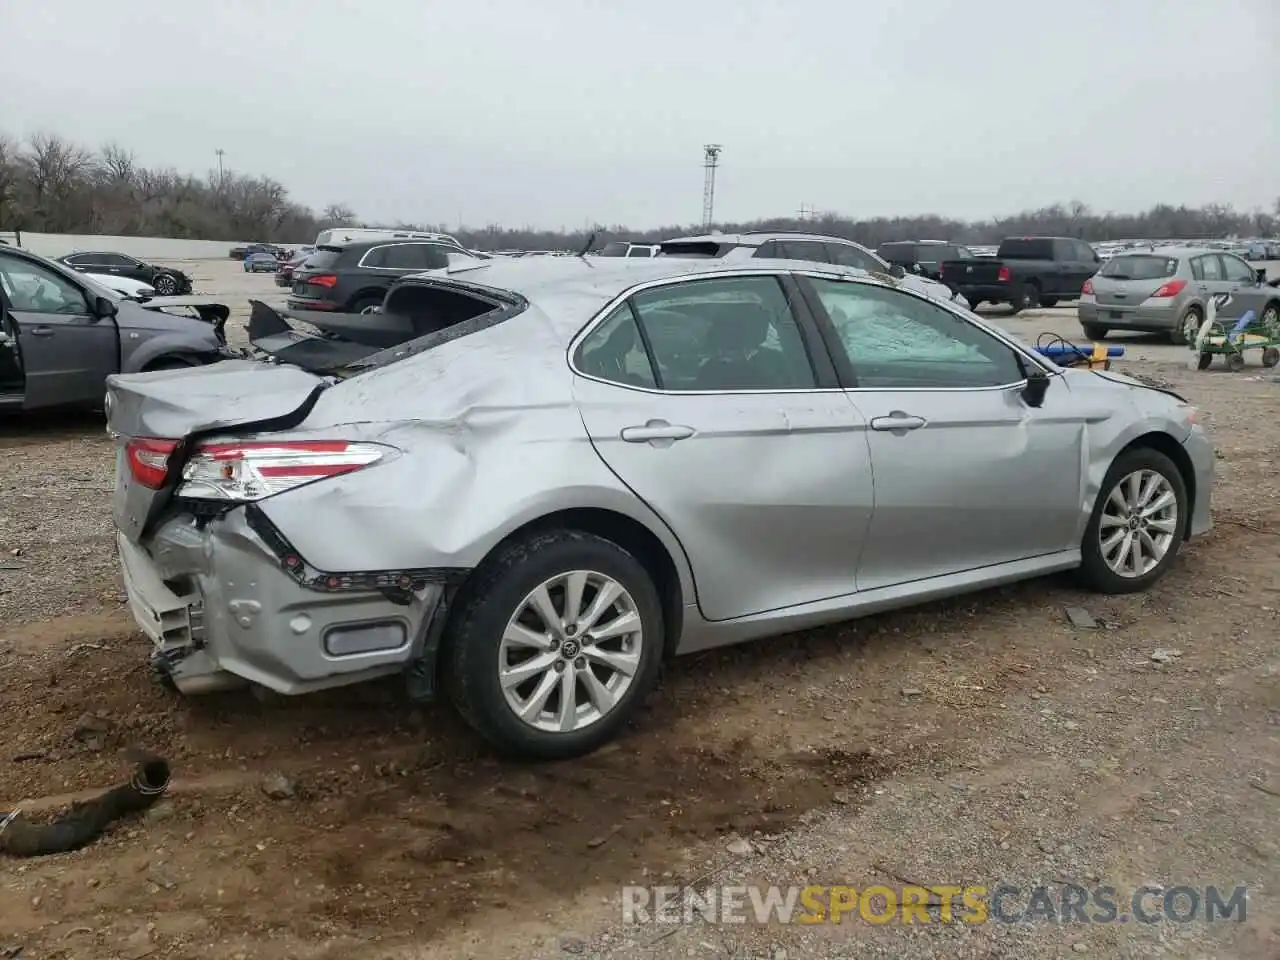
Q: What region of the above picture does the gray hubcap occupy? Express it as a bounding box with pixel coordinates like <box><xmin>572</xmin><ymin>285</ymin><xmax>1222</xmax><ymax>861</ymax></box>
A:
<box><xmin>1099</xmin><ymin>470</ymin><xmax>1179</xmax><ymax>578</ymax></box>
<box><xmin>155</xmin><ymin>275</ymin><xmax>176</xmax><ymax>294</ymax></box>
<box><xmin>499</xmin><ymin>570</ymin><xmax>643</xmax><ymax>733</ymax></box>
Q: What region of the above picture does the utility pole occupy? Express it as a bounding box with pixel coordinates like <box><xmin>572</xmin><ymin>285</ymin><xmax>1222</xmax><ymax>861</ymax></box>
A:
<box><xmin>215</xmin><ymin>149</ymin><xmax>225</xmax><ymax>185</ymax></box>
<box><xmin>797</xmin><ymin>203</ymin><xmax>815</xmax><ymax>222</ymax></box>
<box><xmin>702</xmin><ymin>144</ymin><xmax>722</xmax><ymax>229</ymax></box>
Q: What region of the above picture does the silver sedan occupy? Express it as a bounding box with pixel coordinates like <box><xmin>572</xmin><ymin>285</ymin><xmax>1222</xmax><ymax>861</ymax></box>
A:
<box><xmin>1078</xmin><ymin>246</ymin><xmax>1275</xmax><ymax>343</ymax></box>
<box><xmin>106</xmin><ymin>257</ymin><xmax>1215</xmax><ymax>759</ymax></box>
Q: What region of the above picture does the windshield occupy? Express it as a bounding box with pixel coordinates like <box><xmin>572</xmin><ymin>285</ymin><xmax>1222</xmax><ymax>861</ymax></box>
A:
<box><xmin>1100</xmin><ymin>255</ymin><xmax>1178</xmax><ymax>281</ymax></box>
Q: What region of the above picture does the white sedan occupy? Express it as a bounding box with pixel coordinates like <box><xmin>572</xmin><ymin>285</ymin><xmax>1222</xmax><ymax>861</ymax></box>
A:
<box><xmin>87</xmin><ymin>272</ymin><xmax>155</xmax><ymax>299</ymax></box>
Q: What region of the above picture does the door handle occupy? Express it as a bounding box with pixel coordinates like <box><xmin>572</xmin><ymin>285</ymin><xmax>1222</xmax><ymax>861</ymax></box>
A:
<box><xmin>30</xmin><ymin>326</ymin><xmax>54</xmax><ymax>337</ymax></box>
<box><xmin>870</xmin><ymin>412</ymin><xmax>927</xmax><ymax>432</ymax></box>
<box><xmin>620</xmin><ymin>420</ymin><xmax>695</xmax><ymax>443</ymax></box>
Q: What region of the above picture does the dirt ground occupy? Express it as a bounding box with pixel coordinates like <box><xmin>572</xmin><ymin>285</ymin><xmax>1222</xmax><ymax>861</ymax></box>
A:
<box><xmin>1</xmin><ymin>260</ymin><xmax>1278</xmax><ymax>959</ymax></box>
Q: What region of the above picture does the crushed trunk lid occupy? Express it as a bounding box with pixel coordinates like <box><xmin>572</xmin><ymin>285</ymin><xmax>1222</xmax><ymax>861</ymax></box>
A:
<box><xmin>107</xmin><ymin>361</ymin><xmax>329</xmax><ymax>541</ymax></box>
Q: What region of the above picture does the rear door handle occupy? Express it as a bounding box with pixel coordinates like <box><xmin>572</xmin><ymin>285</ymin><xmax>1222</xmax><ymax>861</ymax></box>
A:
<box><xmin>30</xmin><ymin>326</ymin><xmax>53</xmax><ymax>337</ymax></box>
<box><xmin>620</xmin><ymin>420</ymin><xmax>695</xmax><ymax>443</ymax></box>
<box><xmin>870</xmin><ymin>412</ymin><xmax>927</xmax><ymax>432</ymax></box>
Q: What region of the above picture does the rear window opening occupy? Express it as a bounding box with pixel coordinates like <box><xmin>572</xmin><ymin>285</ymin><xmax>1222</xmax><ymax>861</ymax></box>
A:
<box><xmin>596</xmin><ymin>242</ymin><xmax>630</xmax><ymax>257</ymax></box>
<box><xmin>1100</xmin><ymin>256</ymin><xmax>1178</xmax><ymax>281</ymax></box>
<box><xmin>382</xmin><ymin>283</ymin><xmax>497</xmax><ymax>338</ymax></box>
<box><xmin>657</xmin><ymin>241</ymin><xmax>731</xmax><ymax>258</ymax></box>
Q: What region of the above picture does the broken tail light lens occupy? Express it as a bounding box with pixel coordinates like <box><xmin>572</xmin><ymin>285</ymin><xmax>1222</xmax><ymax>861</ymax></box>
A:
<box><xmin>177</xmin><ymin>440</ymin><xmax>392</xmax><ymax>502</ymax></box>
<box><xmin>1081</xmin><ymin>279</ymin><xmax>1094</xmax><ymax>295</ymax></box>
<box><xmin>126</xmin><ymin>438</ymin><xmax>180</xmax><ymax>489</ymax></box>
<box><xmin>1150</xmin><ymin>279</ymin><xmax>1187</xmax><ymax>299</ymax></box>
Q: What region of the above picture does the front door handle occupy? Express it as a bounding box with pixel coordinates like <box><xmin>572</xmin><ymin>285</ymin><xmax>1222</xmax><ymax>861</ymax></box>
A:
<box><xmin>620</xmin><ymin>420</ymin><xmax>695</xmax><ymax>443</ymax></box>
<box><xmin>30</xmin><ymin>326</ymin><xmax>54</xmax><ymax>337</ymax></box>
<box><xmin>870</xmin><ymin>412</ymin><xmax>927</xmax><ymax>432</ymax></box>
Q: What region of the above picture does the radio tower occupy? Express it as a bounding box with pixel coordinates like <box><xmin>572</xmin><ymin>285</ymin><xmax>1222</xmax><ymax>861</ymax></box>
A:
<box><xmin>701</xmin><ymin>144</ymin><xmax>723</xmax><ymax>229</ymax></box>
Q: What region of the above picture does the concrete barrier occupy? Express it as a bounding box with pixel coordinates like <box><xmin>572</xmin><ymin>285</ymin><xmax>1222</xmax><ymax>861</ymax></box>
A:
<box><xmin>0</xmin><ymin>232</ymin><xmax>299</xmax><ymax>260</ymax></box>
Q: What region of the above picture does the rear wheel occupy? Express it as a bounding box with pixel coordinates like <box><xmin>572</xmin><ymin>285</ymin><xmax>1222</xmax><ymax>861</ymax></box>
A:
<box><xmin>350</xmin><ymin>295</ymin><xmax>382</xmax><ymax>314</ymax></box>
<box><xmin>1081</xmin><ymin>323</ymin><xmax>1109</xmax><ymax>340</ymax></box>
<box><xmin>1196</xmin><ymin>352</ymin><xmax>1214</xmax><ymax>370</ymax></box>
<box><xmin>1078</xmin><ymin>447</ymin><xmax>1187</xmax><ymax>595</ymax></box>
<box><xmin>1009</xmin><ymin>281</ymin><xmax>1039</xmax><ymax>314</ymax></box>
<box><xmin>1226</xmin><ymin>352</ymin><xmax>1246</xmax><ymax>372</ymax></box>
<box><xmin>444</xmin><ymin>530</ymin><xmax>664</xmax><ymax>760</ymax></box>
<box><xmin>1041</xmin><ymin>296</ymin><xmax>1059</xmax><ymax>308</ymax></box>
<box><xmin>1170</xmin><ymin>306</ymin><xmax>1201</xmax><ymax>346</ymax></box>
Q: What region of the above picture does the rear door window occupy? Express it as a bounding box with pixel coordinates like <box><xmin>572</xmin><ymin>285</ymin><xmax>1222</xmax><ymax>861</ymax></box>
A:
<box><xmin>626</xmin><ymin>276</ymin><xmax>818</xmax><ymax>391</ymax></box>
<box><xmin>381</xmin><ymin>244</ymin><xmax>451</xmax><ymax>270</ymax></box>
<box><xmin>1191</xmin><ymin>255</ymin><xmax>1223</xmax><ymax>281</ymax></box>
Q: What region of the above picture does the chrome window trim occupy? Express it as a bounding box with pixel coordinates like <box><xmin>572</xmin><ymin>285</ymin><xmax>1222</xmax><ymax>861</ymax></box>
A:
<box><xmin>566</xmin><ymin>266</ymin><xmax>1052</xmax><ymax>397</ymax></box>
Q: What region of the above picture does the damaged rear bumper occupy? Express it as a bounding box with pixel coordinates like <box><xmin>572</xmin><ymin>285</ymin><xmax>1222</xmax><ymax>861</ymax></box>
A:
<box><xmin>116</xmin><ymin>508</ymin><xmax>457</xmax><ymax>696</ymax></box>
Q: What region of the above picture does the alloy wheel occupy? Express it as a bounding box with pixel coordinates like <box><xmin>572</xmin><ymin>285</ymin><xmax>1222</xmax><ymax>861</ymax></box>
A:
<box><xmin>154</xmin><ymin>274</ymin><xmax>177</xmax><ymax>295</ymax></box>
<box><xmin>1098</xmin><ymin>470</ymin><xmax>1179</xmax><ymax>578</ymax></box>
<box><xmin>498</xmin><ymin>570</ymin><xmax>643</xmax><ymax>733</ymax></box>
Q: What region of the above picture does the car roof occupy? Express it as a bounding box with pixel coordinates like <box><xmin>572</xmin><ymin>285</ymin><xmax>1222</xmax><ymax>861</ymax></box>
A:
<box><xmin>401</xmin><ymin>256</ymin><xmax>890</xmax><ymax>334</ymax></box>
<box><xmin>663</xmin><ymin>232</ymin><xmax>870</xmax><ymax>247</ymax></box>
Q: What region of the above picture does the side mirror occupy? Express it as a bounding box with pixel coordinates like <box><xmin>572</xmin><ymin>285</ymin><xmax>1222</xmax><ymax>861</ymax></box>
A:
<box><xmin>1022</xmin><ymin>369</ymin><xmax>1051</xmax><ymax>408</ymax></box>
<box><xmin>93</xmin><ymin>295</ymin><xmax>118</xmax><ymax>320</ymax></box>
<box><xmin>888</xmin><ymin>263</ymin><xmax>906</xmax><ymax>280</ymax></box>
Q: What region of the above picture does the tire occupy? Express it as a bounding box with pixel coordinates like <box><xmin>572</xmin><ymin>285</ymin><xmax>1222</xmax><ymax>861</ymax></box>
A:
<box><xmin>1010</xmin><ymin>281</ymin><xmax>1039</xmax><ymax>314</ymax></box>
<box><xmin>443</xmin><ymin>529</ymin><xmax>665</xmax><ymax>760</ymax></box>
<box><xmin>1081</xmin><ymin>323</ymin><xmax>1109</xmax><ymax>340</ymax></box>
<box><xmin>1196</xmin><ymin>352</ymin><xmax>1213</xmax><ymax>370</ymax></box>
<box><xmin>1262</xmin><ymin>302</ymin><xmax>1280</xmax><ymax>337</ymax></box>
<box><xmin>1226</xmin><ymin>352</ymin><xmax>1245</xmax><ymax>372</ymax></box>
<box><xmin>153</xmin><ymin>273</ymin><xmax>178</xmax><ymax>296</ymax></box>
<box><xmin>350</xmin><ymin>295</ymin><xmax>382</xmax><ymax>314</ymax></box>
<box><xmin>1170</xmin><ymin>306</ymin><xmax>1201</xmax><ymax>346</ymax></box>
<box><xmin>1078</xmin><ymin>447</ymin><xmax>1187</xmax><ymax>595</ymax></box>
<box><xmin>1262</xmin><ymin>347</ymin><xmax>1280</xmax><ymax>368</ymax></box>
<box><xmin>1041</xmin><ymin>296</ymin><xmax>1059</xmax><ymax>308</ymax></box>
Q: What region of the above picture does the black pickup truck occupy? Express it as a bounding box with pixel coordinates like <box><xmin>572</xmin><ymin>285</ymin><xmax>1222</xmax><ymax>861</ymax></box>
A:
<box><xmin>939</xmin><ymin>237</ymin><xmax>1100</xmax><ymax>313</ymax></box>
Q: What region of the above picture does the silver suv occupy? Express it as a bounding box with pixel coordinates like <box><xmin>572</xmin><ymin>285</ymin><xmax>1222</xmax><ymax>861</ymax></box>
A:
<box><xmin>658</xmin><ymin>231</ymin><xmax>970</xmax><ymax>307</ymax></box>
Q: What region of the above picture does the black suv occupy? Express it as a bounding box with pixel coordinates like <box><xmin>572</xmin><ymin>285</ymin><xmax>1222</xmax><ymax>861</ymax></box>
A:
<box><xmin>288</xmin><ymin>240</ymin><xmax>470</xmax><ymax>313</ymax></box>
<box><xmin>875</xmin><ymin>241</ymin><xmax>975</xmax><ymax>281</ymax></box>
<box><xmin>55</xmin><ymin>251</ymin><xmax>193</xmax><ymax>296</ymax></box>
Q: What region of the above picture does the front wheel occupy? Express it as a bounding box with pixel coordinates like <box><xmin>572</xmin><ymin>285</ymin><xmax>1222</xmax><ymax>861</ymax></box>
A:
<box><xmin>444</xmin><ymin>530</ymin><xmax>664</xmax><ymax>760</ymax></box>
<box><xmin>153</xmin><ymin>273</ymin><xmax>179</xmax><ymax>296</ymax></box>
<box><xmin>1078</xmin><ymin>447</ymin><xmax>1187</xmax><ymax>595</ymax></box>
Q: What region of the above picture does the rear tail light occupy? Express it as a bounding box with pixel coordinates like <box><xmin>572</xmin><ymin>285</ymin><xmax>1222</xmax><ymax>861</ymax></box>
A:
<box><xmin>306</xmin><ymin>274</ymin><xmax>338</xmax><ymax>288</ymax></box>
<box><xmin>1150</xmin><ymin>279</ymin><xmax>1187</xmax><ymax>299</ymax></box>
<box><xmin>1081</xmin><ymin>279</ymin><xmax>1094</xmax><ymax>295</ymax></box>
<box><xmin>178</xmin><ymin>439</ymin><xmax>392</xmax><ymax>502</ymax></box>
<box><xmin>126</xmin><ymin>438</ymin><xmax>179</xmax><ymax>489</ymax></box>
<box><xmin>997</xmin><ymin>266</ymin><xmax>1011</xmax><ymax>282</ymax></box>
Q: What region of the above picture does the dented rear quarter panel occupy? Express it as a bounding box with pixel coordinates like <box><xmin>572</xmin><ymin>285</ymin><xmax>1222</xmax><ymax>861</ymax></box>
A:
<box><xmin>253</xmin><ymin>304</ymin><xmax>696</xmax><ymax>596</ymax></box>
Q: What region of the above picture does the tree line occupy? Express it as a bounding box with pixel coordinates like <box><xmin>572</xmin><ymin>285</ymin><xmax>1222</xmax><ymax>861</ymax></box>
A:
<box><xmin>1</xmin><ymin>131</ymin><xmax>1276</xmax><ymax>250</ymax></box>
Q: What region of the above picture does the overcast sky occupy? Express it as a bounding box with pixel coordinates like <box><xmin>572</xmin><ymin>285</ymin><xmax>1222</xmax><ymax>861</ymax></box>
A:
<box><xmin>2</xmin><ymin>0</ymin><xmax>1276</xmax><ymax>230</ymax></box>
